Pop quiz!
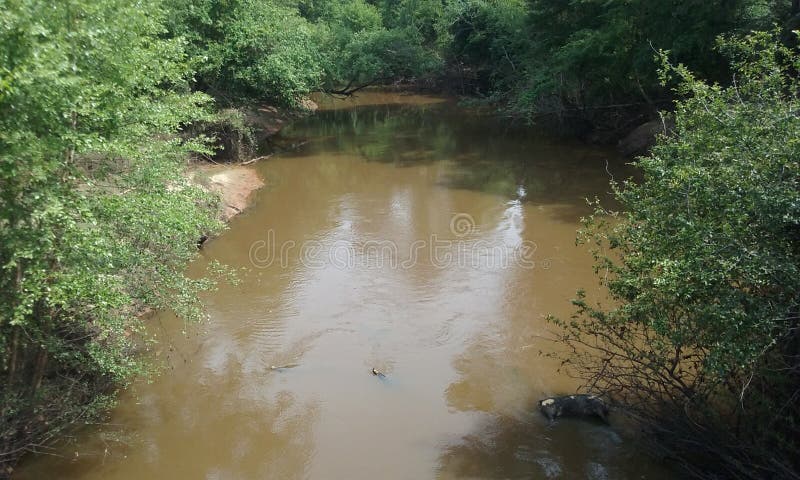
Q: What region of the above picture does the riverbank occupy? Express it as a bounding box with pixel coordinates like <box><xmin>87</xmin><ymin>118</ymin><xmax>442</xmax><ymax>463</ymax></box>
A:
<box><xmin>192</xmin><ymin>164</ymin><xmax>265</xmax><ymax>221</ymax></box>
<box><xmin>0</xmin><ymin>100</ymin><xmax>305</xmax><ymax>477</ymax></box>
<box><xmin>190</xmin><ymin>100</ymin><xmax>318</xmax><ymax>223</ymax></box>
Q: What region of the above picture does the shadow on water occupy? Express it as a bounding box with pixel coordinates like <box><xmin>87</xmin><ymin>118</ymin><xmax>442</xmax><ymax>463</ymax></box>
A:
<box><xmin>277</xmin><ymin>102</ymin><xmax>635</xmax><ymax>224</ymax></box>
<box><xmin>437</xmin><ymin>412</ymin><xmax>672</xmax><ymax>480</ymax></box>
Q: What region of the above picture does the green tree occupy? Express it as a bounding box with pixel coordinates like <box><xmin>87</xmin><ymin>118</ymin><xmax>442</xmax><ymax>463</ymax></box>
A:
<box><xmin>440</xmin><ymin>0</ymin><xmax>529</xmax><ymax>96</ymax></box>
<box><xmin>327</xmin><ymin>28</ymin><xmax>442</xmax><ymax>93</ymax></box>
<box><xmin>166</xmin><ymin>0</ymin><xmax>445</xmax><ymax>101</ymax></box>
<box><xmin>553</xmin><ymin>31</ymin><xmax>800</xmax><ymax>478</ymax></box>
<box><xmin>513</xmin><ymin>0</ymin><xmax>782</xmax><ymax>119</ymax></box>
<box><xmin>378</xmin><ymin>0</ymin><xmax>446</xmax><ymax>47</ymax></box>
<box><xmin>1</xmin><ymin>0</ymin><xmax>220</xmax><ymax>469</ymax></box>
<box><xmin>166</xmin><ymin>0</ymin><xmax>328</xmax><ymax>107</ymax></box>
<box><xmin>308</xmin><ymin>0</ymin><xmax>442</xmax><ymax>94</ymax></box>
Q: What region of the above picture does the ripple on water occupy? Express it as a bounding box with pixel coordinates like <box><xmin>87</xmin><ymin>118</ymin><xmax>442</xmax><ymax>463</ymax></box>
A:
<box><xmin>229</xmin><ymin>308</ymin><xmax>290</xmax><ymax>347</ymax></box>
<box><xmin>534</xmin><ymin>456</ymin><xmax>564</xmax><ymax>478</ymax></box>
<box><xmin>241</xmin><ymin>317</ymin><xmax>289</xmax><ymax>349</ymax></box>
<box><xmin>587</xmin><ymin>462</ymin><xmax>610</xmax><ymax>480</ymax></box>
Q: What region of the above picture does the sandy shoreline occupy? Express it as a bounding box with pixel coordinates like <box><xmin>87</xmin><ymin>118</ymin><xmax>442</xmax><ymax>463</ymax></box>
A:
<box><xmin>192</xmin><ymin>163</ymin><xmax>265</xmax><ymax>221</ymax></box>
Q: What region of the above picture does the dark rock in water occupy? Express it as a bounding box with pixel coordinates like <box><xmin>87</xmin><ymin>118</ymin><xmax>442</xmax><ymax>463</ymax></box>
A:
<box><xmin>538</xmin><ymin>394</ymin><xmax>609</xmax><ymax>422</ymax></box>
<box><xmin>618</xmin><ymin>118</ymin><xmax>675</xmax><ymax>157</ymax></box>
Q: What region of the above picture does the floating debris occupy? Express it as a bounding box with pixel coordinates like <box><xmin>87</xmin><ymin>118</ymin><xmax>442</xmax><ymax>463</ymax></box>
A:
<box><xmin>538</xmin><ymin>394</ymin><xmax>609</xmax><ymax>422</ymax></box>
<box><xmin>270</xmin><ymin>363</ymin><xmax>299</xmax><ymax>371</ymax></box>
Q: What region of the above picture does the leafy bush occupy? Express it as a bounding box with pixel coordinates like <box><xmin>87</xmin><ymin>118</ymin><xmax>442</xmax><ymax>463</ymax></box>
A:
<box><xmin>333</xmin><ymin>28</ymin><xmax>443</xmax><ymax>89</ymax></box>
<box><xmin>311</xmin><ymin>0</ymin><xmax>442</xmax><ymax>92</ymax></box>
<box><xmin>167</xmin><ymin>0</ymin><xmax>328</xmax><ymax>107</ymax></box>
<box><xmin>0</xmin><ymin>0</ymin><xmax>221</xmax><ymax>469</ymax></box>
<box><xmin>378</xmin><ymin>0</ymin><xmax>446</xmax><ymax>47</ymax></box>
<box><xmin>440</xmin><ymin>0</ymin><xmax>528</xmax><ymax>95</ymax></box>
<box><xmin>512</xmin><ymin>0</ymin><xmax>783</xmax><ymax>119</ymax></box>
<box><xmin>166</xmin><ymin>0</ymin><xmax>446</xmax><ymax>101</ymax></box>
<box><xmin>552</xmin><ymin>31</ymin><xmax>800</xmax><ymax>478</ymax></box>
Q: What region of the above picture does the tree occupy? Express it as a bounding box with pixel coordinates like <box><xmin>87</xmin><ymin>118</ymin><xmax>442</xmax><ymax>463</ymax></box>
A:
<box><xmin>166</xmin><ymin>0</ymin><xmax>328</xmax><ymax>107</ymax></box>
<box><xmin>510</xmin><ymin>0</ymin><xmax>783</xmax><ymax>122</ymax></box>
<box><xmin>552</xmin><ymin>31</ymin><xmax>800</xmax><ymax>478</ymax></box>
<box><xmin>440</xmin><ymin>0</ymin><xmax>529</xmax><ymax>96</ymax></box>
<box><xmin>310</xmin><ymin>0</ymin><xmax>443</xmax><ymax>94</ymax></box>
<box><xmin>1</xmin><ymin>0</ymin><xmax>220</xmax><ymax>470</ymax></box>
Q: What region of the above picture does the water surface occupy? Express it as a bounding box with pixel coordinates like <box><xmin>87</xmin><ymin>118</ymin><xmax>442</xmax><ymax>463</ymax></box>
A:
<box><xmin>17</xmin><ymin>92</ymin><xmax>670</xmax><ymax>479</ymax></box>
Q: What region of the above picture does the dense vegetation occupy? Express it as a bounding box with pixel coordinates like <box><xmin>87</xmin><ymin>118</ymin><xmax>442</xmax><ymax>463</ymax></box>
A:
<box><xmin>163</xmin><ymin>0</ymin><xmax>443</xmax><ymax>106</ymax></box>
<box><xmin>553</xmin><ymin>31</ymin><xmax>800</xmax><ymax>478</ymax></box>
<box><xmin>0</xmin><ymin>0</ymin><xmax>224</xmax><ymax>472</ymax></box>
<box><xmin>1</xmin><ymin>0</ymin><xmax>799</xmax><ymax>477</ymax></box>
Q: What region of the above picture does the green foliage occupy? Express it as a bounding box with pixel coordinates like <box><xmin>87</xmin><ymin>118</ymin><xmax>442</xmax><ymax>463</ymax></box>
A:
<box><xmin>378</xmin><ymin>0</ymin><xmax>446</xmax><ymax>46</ymax></box>
<box><xmin>195</xmin><ymin>108</ymin><xmax>257</xmax><ymax>163</ymax></box>
<box><xmin>162</xmin><ymin>0</ymin><xmax>797</xmax><ymax>112</ymax></box>
<box><xmin>324</xmin><ymin>0</ymin><xmax>383</xmax><ymax>34</ymax></box>
<box><xmin>166</xmin><ymin>0</ymin><xmax>328</xmax><ymax>107</ymax></box>
<box><xmin>333</xmin><ymin>28</ymin><xmax>443</xmax><ymax>88</ymax></box>
<box><xmin>511</xmin><ymin>0</ymin><xmax>786</xmax><ymax>117</ymax></box>
<box><xmin>164</xmin><ymin>0</ymin><xmax>446</xmax><ymax>101</ymax></box>
<box><xmin>554</xmin><ymin>31</ymin><xmax>800</xmax><ymax>477</ymax></box>
<box><xmin>210</xmin><ymin>2</ymin><xmax>327</xmax><ymax>106</ymax></box>
<box><xmin>311</xmin><ymin>0</ymin><xmax>443</xmax><ymax>90</ymax></box>
<box><xmin>0</xmin><ymin>0</ymin><xmax>221</xmax><ymax>465</ymax></box>
<box><xmin>440</xmin><ymin>0</ymin><xmax>528</xmax><ymax>95</ymax></box>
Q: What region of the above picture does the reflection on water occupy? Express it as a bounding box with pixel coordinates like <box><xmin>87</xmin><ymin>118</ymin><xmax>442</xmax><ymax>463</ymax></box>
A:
<box><xmin>16</xmin><ymin>93</ymin><xmax>670</xmax><ymax>479</ymax></box>
<box><xmin>438</xmin><ymin>414</ymin><xmax>643</xmax><ymax>479</ymax></box>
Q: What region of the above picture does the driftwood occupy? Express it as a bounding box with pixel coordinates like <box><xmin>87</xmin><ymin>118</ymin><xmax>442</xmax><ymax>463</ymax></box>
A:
<box><xmin>326</xmin><ymin>76</ymin><xmax>393</xmax><ymax>97</ymax></box>
<box><xmin>241</xmin><ymin>154</ymin><xmax>273</xmax><ymax>166</ymax></box>
<box><xmin>270</xmin><ymin>363</ymin><xmax>299</xmax><ymax>371</ymax></box>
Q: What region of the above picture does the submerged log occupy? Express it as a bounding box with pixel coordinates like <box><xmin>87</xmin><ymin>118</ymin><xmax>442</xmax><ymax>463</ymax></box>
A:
<box><xmin>538</xmin><ymin>394</ymin><xmax>609</xmax><ymax>422</ymax></box>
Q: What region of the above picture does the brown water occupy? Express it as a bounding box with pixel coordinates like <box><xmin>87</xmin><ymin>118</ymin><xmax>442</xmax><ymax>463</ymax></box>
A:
<box><xmin>17</xmin><ymin>93</ymin><xmax>672</xmax><ymax>479</ymax></box>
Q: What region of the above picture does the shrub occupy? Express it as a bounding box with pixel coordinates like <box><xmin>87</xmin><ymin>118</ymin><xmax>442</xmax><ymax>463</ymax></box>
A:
<box><xmin>552</xmin><ymin>31</ymin><xmax>800</xmax><ymax>479</ymax></box>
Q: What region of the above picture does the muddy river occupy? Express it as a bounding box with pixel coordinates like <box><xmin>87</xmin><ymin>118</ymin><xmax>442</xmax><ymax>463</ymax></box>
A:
<box><xmin>17</xmin><ymin>93</ymin><xmax>672</xmax><ymax>479</ymax></box>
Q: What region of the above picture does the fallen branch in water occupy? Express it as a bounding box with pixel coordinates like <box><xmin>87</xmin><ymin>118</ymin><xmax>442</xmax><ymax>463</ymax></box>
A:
<box><xmin>241</xmin><ymin>154</ymin><xmax>273</xmax><ymax>166</ymax></box>
<box><xmin>270</xmin><ymin>363</ymin><xmax>299</xmax><ymax>370</ymax></box>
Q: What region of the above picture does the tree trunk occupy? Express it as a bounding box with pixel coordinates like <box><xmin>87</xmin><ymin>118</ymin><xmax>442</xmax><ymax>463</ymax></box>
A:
<box><xmin>7</xmin><ymin>262</ymin><xmax>23</xmax><ymax>385</ymax></box>
<box><xmin>31</xmin><ymin>349</ymin><xmax>48</xmax><ymax>392</ymax></box>
<box><xmin>7</xmin><ymin>327</ymin><xmax>20</xmax><ymax>385</ymax></box>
